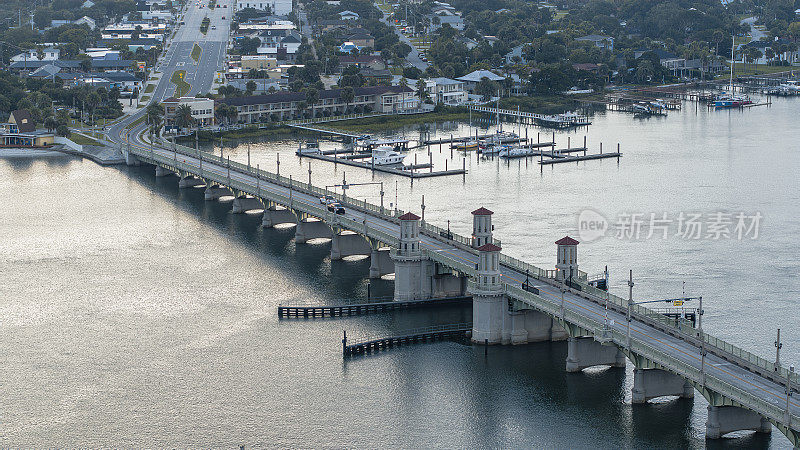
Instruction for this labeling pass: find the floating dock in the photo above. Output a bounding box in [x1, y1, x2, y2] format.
[278, 296, 471, 318]
[298, 151, 465, 178]
[342, 323, 472, 356]
[539, 152, 621, 165]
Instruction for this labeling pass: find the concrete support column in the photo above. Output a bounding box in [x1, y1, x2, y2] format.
[509, 311, 528, 345]
[631, 368, 694, 404]
[706, 405, 772, 439]
[295, 218, 331, 243]
[330, 230, 371, 260]
[565, 336, 625, 372]
[204, 184, 233, 201]
[471, 292, 504, 344]
[155, 165, 173, 177]
[368, 246, 394, 278]
[392, 256, 432, 301]
[262, 206, 295, 227]
[431, 272, 467, 298]
[178, 175, 204, 188]
[124, 150, 140, 166]
[231, 195, 263, 214]
[524, 310, 569, 342]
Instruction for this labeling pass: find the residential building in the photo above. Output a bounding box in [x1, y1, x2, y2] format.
[428, 12, 464, 31]
[425, 77, 466, 105]
[82, 0, 95, 7]
[256, 32, 301, 60]
[338, 41, 362, 54]
[236, 0, 293, 15]
[316, 19, 348, 32]
[74, 16, 97, 30]
[1, 110, 54, 147]
[338, 10, 360, 20]
[575, 34, 614, 51]
[85, 48, 122, 60]
[504, 44, 527, 65]
[11, 47, 60, 63]
[162, 97, 215, 131]
[218, 85, 419, 123]
[337, 55, 386, 72]
[346, 30, 374, 48]
[241, 55, 279, 70]
[456, 70, 506, 92]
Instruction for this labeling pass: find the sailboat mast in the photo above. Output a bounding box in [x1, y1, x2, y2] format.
[730, 34, 734, 91]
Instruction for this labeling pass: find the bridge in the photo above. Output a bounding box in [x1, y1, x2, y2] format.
[118, 133, 798, 448]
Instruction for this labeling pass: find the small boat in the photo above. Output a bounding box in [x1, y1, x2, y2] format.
[370, 145, 405, 165]
[480, 143, 501, 155]
[296, 141, 320, 155]
[499, 145, 535, 158]
[451, 140, 479, 150]
[713, 93, 753, 108]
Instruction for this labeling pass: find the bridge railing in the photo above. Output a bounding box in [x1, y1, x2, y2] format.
[145, 141, 800, 389]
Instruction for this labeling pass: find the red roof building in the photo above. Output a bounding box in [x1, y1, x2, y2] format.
[555, 236, 579, 246]
[471, 207, 494, 216]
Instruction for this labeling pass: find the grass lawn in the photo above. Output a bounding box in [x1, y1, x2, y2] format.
[726, 63, 795, 76]
[125, 115, 147, 129]
[734, 36, 752, 47]
[144, 84, 155, 93]
[68, 133, 102, 146]
[171, 70, 191, 97]
[140, 95, 151, 102]
[191, 43, 202, 63]
[553, 10, 568, 20]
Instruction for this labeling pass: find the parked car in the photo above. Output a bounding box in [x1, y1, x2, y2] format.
[327, 203, 345, 215]
[319, 195, 335, 205]
[211, 25, 216, 29]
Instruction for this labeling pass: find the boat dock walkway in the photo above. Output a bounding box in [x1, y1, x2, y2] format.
[298, 151, 465, 178]
[539, 151, 622, 165]
[278, 296, 471, 318]
[342, 323, 472, 356]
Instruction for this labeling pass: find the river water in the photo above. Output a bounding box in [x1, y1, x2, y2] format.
[1, 95, 797, 448]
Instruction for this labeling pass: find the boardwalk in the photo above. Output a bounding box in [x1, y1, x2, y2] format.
[278, 296, 471, 318]
[343, 323, 472, 356]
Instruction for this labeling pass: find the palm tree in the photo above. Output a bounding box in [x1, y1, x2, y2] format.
[341, 86, 354, 114]
[305, 88, 319, 118]
[174, 104, 195, 133]
[146, 103, 163, 128]
[44, 116, 58, 133]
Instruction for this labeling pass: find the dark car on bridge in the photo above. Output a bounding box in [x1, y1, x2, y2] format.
[327, 203, 345, 215]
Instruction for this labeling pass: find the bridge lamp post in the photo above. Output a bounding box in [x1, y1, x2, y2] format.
[560, 286, 566, 320]
[776, 328, 783, 370]
[379, 182, 384, 215]
[627, 269, 634, 349]
[787, 365, 795, 426]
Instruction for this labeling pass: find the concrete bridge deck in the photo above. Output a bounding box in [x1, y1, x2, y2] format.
[121, 136, 799, 447]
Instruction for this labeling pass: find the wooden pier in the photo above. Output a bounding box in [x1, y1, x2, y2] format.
[539, 151, 621, 165]
[342, 323, 472, 356]
[297, 151, 465, 178]
[278, 296, 471, 318]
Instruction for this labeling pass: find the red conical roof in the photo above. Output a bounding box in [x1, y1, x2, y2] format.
[477, 242, 502, 252]
[471, 207, 494, 215]
[398, 212, 420, 220]
[555, 236, 579, 246]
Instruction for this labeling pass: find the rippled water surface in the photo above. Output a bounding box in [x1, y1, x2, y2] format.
[1, 96, 797, 448]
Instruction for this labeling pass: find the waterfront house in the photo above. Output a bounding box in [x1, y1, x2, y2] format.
[456, 70, 506, 92]
[1, 110, 55, 147]
[424, 77, 467, 105]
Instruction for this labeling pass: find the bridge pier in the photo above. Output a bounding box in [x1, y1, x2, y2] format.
[262, 205, 296, 228]
[204, 184, 233, 201]
[178, 175, 204, 188]
[368, 245, 394, 278]
[470, 241, 504, 344]
[231, 195, 263, 213]
[295, 217, 331, 243]
[706, 405, 771, 439]
[123, 149, 140, 166]
[565, 337, 625, 372]
[503, 309, 569, 344]
[330, 229, 371, 260]
[431, 265, 467, 298]
[631, 368, 694, 403]
[155, 165, 174, 177]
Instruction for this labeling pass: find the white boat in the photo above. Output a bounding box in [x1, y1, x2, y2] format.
[371, 145, 405, 165]
[499, 145, 535, 158]
[296, 141, 321, 155]
[480, 144, 501, 155]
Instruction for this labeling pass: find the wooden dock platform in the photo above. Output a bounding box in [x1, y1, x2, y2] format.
[279, 296, 471, 318]
[298, 152, 465, 178]
[539, 152, 621, 165]
[342, 322, 472, 356]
